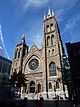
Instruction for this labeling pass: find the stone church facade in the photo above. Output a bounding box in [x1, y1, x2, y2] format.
[11, 9, 67, 95]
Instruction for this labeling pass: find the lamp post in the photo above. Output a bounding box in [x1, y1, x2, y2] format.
[44, 32, 49, 99]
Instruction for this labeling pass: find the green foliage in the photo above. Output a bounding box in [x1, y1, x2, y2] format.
[9, 71, 26, 87]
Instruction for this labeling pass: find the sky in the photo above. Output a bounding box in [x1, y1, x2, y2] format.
[0, 0, 80, 60]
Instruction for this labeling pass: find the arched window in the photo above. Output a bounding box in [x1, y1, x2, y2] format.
[51, 35, 54, 45]
[47, 25, 50, 32]
[0, 62, 2, 72]
[49, 82, 52, 89]
[30, 81, 35, 93]
[48, 50, 50, 56]
[18, 49, 21, 58]
[15, 49, 18, 59]
[56, 81, 59, 89]
[47, 36, 50, 46]
[50, 23, 54, 31]
[49, 62, 56, 76]
[52, 49, 54, 55]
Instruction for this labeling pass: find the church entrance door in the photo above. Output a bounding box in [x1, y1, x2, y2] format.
[30, 81, 35, 93]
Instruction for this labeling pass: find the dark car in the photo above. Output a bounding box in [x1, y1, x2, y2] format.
[8, 97, 25, 107]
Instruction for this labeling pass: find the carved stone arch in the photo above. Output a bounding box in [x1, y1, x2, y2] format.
[28, 79, 37, 93]
[30, 80, 35, 93]
[49, 82, 52, 89]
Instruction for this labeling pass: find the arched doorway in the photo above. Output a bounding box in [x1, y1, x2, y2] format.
[38, 83, 41, 93]
[30, 81, 35, 93]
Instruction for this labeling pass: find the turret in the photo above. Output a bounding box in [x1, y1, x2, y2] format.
[21, 34, 26, 44]
[47, 8, 51, 18]
[44, 8, 55, 21]
[11, 34, 28, 73]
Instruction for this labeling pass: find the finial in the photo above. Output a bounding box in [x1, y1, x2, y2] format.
[47, 8, 51, 18]
[52, 9, 54, 16]
[21, 34, 25, 44]
[44, 13, 46, 20]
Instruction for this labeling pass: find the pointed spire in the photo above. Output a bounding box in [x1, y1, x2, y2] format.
[44, 13, 46, 20]
[21, 34, 25, 44]
[52, 9, 54, 16]
[47, 8, 51, 18]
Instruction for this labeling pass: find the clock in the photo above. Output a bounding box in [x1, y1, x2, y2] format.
[28, 59, 39, 70]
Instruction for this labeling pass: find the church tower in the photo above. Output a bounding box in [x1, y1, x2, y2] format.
[11, 35, 28, 73]
[43, 8, 64, 92]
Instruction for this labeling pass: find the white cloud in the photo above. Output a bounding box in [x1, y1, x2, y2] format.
[33, 34, 43, 48]
[28, 33, 43, 48]
[28, 0, 48, 6]
[54, 0, 78, 23]
[62, 14, 80, 34]
[0, 24, 10, 59]
[12, 0, 48, 11]
[54, 0, 78, 10]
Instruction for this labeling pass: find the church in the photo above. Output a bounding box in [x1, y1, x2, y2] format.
[11, 9, 67, 97]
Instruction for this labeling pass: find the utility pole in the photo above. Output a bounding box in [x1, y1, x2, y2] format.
[44, 32, 49, 99]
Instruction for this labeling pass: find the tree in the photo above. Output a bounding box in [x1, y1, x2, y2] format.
[16, 71, 26, 88]
[9, 72, 17, 87]
[9, 71, 26, 88]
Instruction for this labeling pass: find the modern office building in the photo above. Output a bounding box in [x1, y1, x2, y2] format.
[0, 56, 12, 87]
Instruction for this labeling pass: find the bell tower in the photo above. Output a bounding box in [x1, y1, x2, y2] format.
[43, 8, 63, 66]
[11, 35, 28, 73]
[43, 8, 64, 92]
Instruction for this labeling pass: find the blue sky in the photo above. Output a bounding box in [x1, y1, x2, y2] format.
[0, 0, 80, 60]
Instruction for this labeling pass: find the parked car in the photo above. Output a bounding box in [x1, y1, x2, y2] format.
[8, 97, 25, 107]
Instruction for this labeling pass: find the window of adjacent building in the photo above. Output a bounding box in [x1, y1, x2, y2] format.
[2, 65, 5, 73]
[47, 36, 50, 46]
[3, 64, 7, 73]
[50, 23, 54, 31]
[49, 62, 56, 76]
[4, 65, 7, 73]
[47, 25, 50, 32]
[56, 81, 59, 89]
[2, 77, 7, 81]
[51, 35, 54, 45]
[78, 49, 80, 56]
[49, 82, 52, 89]
[0, 62, 2, 72]
[8, 65, 11, 74]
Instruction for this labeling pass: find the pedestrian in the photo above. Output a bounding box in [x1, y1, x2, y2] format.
[39, 96, 44, 107]
[24, 97, 28, 107]
[55, 95, 59, 107]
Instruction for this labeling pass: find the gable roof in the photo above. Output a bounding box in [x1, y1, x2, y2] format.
[30, 43, 38, 52]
